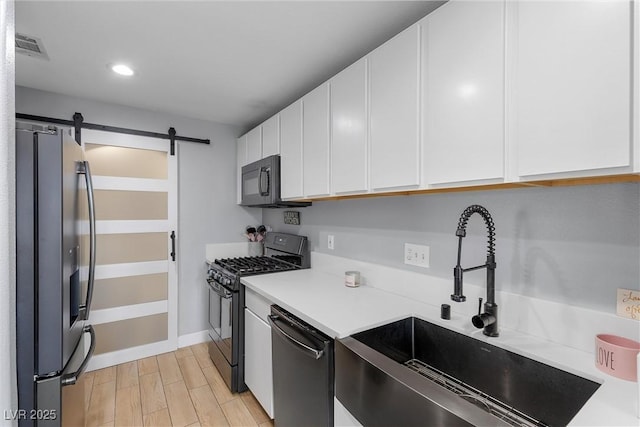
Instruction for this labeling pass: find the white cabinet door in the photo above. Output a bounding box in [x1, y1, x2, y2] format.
[262, 114, 280, 157]
[331, 59, 368, 194]
[369, 25, 420, 190]
[236, 134, 247, 205]
[303, 83, 331, 197]
[510, 0, 631, 178]
[244, 308, 274, 418]
[280, 101, 304, 199]
[423, 0, 505, 186]
[246, 126, 262, 164]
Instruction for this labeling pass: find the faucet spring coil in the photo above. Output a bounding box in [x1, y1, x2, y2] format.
[456, 204, 496, 257]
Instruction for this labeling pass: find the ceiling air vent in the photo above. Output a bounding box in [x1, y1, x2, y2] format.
[15, 33, 49, 60]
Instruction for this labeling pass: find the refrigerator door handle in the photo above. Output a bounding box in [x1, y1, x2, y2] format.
[77, 160, 96, 321]
[61, 325, 96, 386]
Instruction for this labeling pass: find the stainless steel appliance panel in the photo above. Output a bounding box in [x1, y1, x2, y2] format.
[36, 326, 95, 427]
[15, 128, 38, 414]
[206, 276, 245, 392]
[35, 129, 85, 375]
[241, 155, 310, 208]
[269, 305, 334, 427]
[16, 124, 97, 427]
[207, 280, 233, 363]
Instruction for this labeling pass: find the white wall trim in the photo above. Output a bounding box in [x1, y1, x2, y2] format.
[89, 300, 168, 325]
[87, 339, 176, 372]
[92, 176, 168, 192]
[94, 260, 168, 280]
[178, 330, 209, 348]
[0, 1, 17, 422]
[96, 220, 169, 234]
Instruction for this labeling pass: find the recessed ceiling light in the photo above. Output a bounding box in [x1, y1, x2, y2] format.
[110, 63, 134, 76]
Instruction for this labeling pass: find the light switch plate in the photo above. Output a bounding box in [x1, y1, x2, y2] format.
[404, 243, 429, 268]
[328, 235, 335, 250]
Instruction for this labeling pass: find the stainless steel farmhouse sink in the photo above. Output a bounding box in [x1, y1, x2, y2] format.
[335, 317, 601, 427]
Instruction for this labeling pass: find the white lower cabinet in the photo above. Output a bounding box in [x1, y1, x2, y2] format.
[244, 308, 274, 418]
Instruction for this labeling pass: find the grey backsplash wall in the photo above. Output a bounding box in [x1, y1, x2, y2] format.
[263, 183, 640, 313]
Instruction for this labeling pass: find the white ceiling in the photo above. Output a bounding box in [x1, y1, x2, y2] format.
[15, 1, 444, 131]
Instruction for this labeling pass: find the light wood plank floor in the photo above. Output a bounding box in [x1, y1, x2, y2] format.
[85, 343, 273, 427]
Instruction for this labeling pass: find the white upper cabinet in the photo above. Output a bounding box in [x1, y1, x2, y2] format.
[369, 24, 420, 190]
[237, 0, 636, 202]
[509, 0, 632, 178]
[236, 134, 247, 205]
[422, 0, 505, 186]
[280, 100, 304, 200]
[262, 114, 280, 158]
[303, 83, 331, 197]
[246, 126, 262, 164]
[331, 59, 368, 194]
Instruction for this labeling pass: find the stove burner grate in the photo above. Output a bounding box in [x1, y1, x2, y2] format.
[214, 256, 299, 275]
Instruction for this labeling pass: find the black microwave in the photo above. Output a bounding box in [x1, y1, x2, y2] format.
[241, 155, 311, 208]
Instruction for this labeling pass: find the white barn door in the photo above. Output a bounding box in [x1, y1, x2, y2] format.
[82, 129, 178, 370]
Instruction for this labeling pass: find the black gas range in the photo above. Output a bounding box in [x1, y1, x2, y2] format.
[206, 232, 309, 392]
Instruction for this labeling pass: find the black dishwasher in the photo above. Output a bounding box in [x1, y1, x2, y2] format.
[269, 305, 334, 427]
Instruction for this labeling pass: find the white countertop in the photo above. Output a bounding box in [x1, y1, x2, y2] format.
[241, 267, 640, 426]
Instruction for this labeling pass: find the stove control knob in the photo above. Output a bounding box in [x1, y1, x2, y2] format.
[224, 278, 231, 287]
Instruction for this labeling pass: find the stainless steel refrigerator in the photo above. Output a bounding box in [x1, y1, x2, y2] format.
[15, 123, 96, 427]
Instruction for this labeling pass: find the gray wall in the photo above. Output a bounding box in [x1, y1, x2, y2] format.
[1, 1, 17, 423]
[16, 86, 262, 336]
[263, 183, 640, 313]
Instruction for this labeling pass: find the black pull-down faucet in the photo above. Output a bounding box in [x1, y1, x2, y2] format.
[451, 204, 499, 337]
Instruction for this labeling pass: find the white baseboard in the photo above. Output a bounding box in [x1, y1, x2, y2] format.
[178, 330, 209, 348]
[85, 332, 208, 372]
[87, 340, 176, 372]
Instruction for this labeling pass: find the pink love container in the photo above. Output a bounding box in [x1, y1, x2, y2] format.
[595, 334, 640, 382]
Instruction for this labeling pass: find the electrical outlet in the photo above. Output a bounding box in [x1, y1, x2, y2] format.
[404, 243, 430, 268]
[328, 235, 335, 250]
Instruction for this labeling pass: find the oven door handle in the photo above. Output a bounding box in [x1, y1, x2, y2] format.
[269, 315, 324, 360]
[207, 279, 232, 299]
